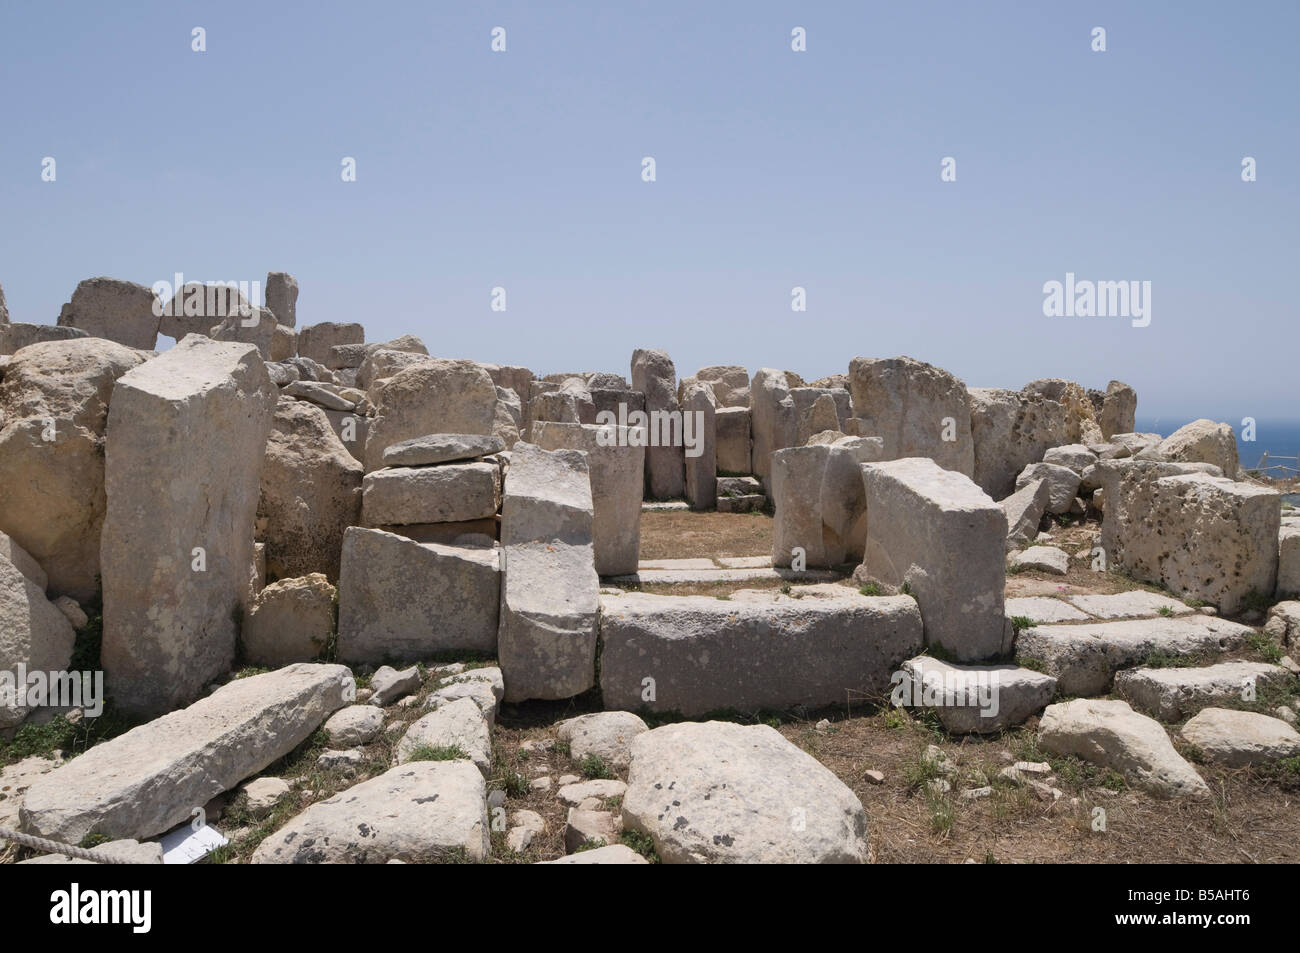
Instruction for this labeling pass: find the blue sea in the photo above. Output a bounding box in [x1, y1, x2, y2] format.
[1136, 417, 1300, 479]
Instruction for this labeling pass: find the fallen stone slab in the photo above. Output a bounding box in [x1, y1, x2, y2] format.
[1179, 707, 1300, 766]
[859, 458, 1009, 662]
[556, 779, 628, 806]
[717, 555, 770, 569]
[1038, 698, 1209, 798]
[599, 591, 921, 715]
[364, 359, 497, 471]
[716, 493, 765, 513]
[251, 761, 488, 863]
[622, 721, 870, 863]
[540, 843, 648, 864]
[367, 664, 421, 706]
[336, 528, 500, 663]
[426, 667, 504, 727]
[1016, 615, 1254, 696]
[555, 711, 648, 769]
[1065, 591, 1195, 619]
[19, 663, 353, 842]
[1002, 478, 1050, 551]
[0, 555, 77, 729]
[396, 697, 492, 773]
[1042, 444, 1099, 473]
[1009, 545, 1069, 575]
[361, 461, 501, 526]
[297, 321, 364, 366]
[382, 433, 505, 467]
[1115, 661, 1293, 721]
[282, 379, 355, 411]
[1004, 596, 1090, 624]
[100, 335, 276, 716]
[1015, 462, 1081, 515]
[0, 322, 89, 355]
[897, 656, 1057, 733]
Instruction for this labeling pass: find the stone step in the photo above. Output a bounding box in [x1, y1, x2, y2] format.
[605, 566, 840, 585]
[1016, 615, 1255, 696]
[1114, 660, 1292, 721]
[716, 493, 765, 513]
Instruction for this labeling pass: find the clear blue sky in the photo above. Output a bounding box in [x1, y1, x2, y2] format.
[2, 1, 1296, 420]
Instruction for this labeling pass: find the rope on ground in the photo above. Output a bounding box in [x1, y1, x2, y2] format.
[0, 825, 125, 863]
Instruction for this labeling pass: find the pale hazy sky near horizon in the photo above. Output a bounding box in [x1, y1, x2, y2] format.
[1, 1, 1296, 421]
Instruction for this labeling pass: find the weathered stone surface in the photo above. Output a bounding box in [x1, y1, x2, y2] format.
[1098, 381, 1137, 439]
[0, 555, 77, 729]
[209, 306, 276, 360]
[337, 528, 500, 663]
[564, 807, 621, 851]
[20, 664, 353, 841]
[382, 433, 504, 467]
[1100, 465, 1278, 614]
[968, 386, 1074, 499]
[599, 591, 921, 715]
[749, 368, 797, 489]
[1038, 698, 1209, 798]
[898, 656, 1057, 733]
[241, 574, 336, 667]
[426, 667, 504, 727]
[0, 324, 88, 355]
[1115, 661, 1292, 721]
[714, 406, 751, 474]
[157, 282, 250, 341]
[1004, 596, 1090, 623]
[859, 458, 1008, 661]
[297, 322, 364, 366]
[101, 336, 276, 716]
[1179, 708, 1300, 766]
[1015, 462, 1081, 515]
[500, 540, 599, 703]
[369, 664, 421, 706]
[361, 462, 501, 527]
[622, 721, 870, 863]
[500, 442, 593, 546]
[1002, 478, 1050, 549]
[283, 380, 354, 411]
[1009, 545, 1069, 575]
[690, 365, 751, 407]
[630, 348, 684, 499]
[1158, 419, 1240, 476]
[1279, 525, 1300, 599]
[356, 347, 436, 394]
[55, 277, 160, 350]
[1016, 615, 1255, 696]
[257, 397, 362, 583]
[365, 360, 498, 471]
[1065, 590, 1194, 619]
[0, 530, 47, 591]
[264, 272, 298, 328]
[1264, 601, 1300, 651]
[850, 356, 974, 476]
[1042, 443, 1099, 473]
[772, 443, 873, 568]
[397, 697, 492, 773]
[0, 339, 146, 599]
[532, 422, 644, 576]
[541, 843, 648, 864]
[241, 776, 290, 819]
[251, 761, 488, 863]
[555, 711, 649, 770]
[0, 755, 63, 832]
[681, 382, 718, 510]
[323, 704, 384, 747]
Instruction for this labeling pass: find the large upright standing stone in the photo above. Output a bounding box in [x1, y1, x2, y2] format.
[848, 356, 974, 477]
[498, 444, 600, 702]
[297, 322, 364, 366]
[772, 438, 880, 568]
[858, 458, 1009, 661]
[749, 368, 797, 491]
[265, 272, 298, 328]
[100, 336, 277, 716]
[1099, 381, 1137, 439]
[681, 382, 717, 511]
[55, 277, 161, 350]
[0, 339, 146, 599]
[532, 422, 644, 575]
[1, 554, 77, 729]
[630, 349, 684, 499]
